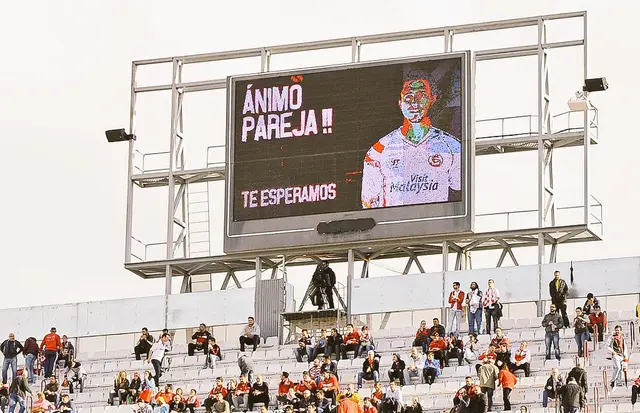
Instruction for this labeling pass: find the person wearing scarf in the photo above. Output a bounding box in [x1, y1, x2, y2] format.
[483, 279, 501, 334]
[607, 325, 629, 388]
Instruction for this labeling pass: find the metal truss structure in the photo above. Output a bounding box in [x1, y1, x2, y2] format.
[123, 11, 603, 307]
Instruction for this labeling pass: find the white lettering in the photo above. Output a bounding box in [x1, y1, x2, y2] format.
[289, 84, 302, 110]
[255, 116, 267, 141]
[280, 112, 292, 138]
[249, 191, 258, 208]
[242, 86, 255, 115]
[267, 114, 279, 140]
[272, 86, 288, 111]
[241, 117, 255, 142]
[304, 109, 318, 136]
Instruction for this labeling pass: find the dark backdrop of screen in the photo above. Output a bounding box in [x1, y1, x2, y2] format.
[231, 57, 462, 222]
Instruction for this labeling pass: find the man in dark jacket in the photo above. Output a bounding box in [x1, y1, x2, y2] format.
[22, 337, 39, 385]
[559, 377, 585, 413]
[549, 270, 570, 328]
[567, 363, 588, 395]
[542, 304, 564, 361]
[357, 350, 380, 389]
[326, 328, 343, 361]
[188, 324, 212, 356]
[8, 371, 32, 413]
[134, 328, 154, 361]
[1, 334, 24, 384]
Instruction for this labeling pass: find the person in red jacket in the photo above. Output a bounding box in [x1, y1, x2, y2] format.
[276, 372, 295, 404]
[428, 332, 447, 369]
[448, 282, 465, 336]
[340, 324, 360, 360]
[319, 370, 339, 405]
[631, 373, 640, 405]
[497, 363, 518, 411]
[40, 327, 61, 379]
[412, 321, 431, 354]
[588, 305, 607, 342]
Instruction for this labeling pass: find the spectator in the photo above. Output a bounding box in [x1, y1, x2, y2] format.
[465, 282, 483, 335]
[381, 380, 403, 413]
[489, 328, 510, 348]
[185, 389, 200, 413]
[8, 370, 31, 413]
[358, 326, 375, 358]
[316, 389, 332, 413]
[171, 393, 186, 413]
[497, 363, 517, 411]
[156, 397, 170, 413]
[483, 279, 501, 334]
[321, 354, 338, 379]
[309, 359, 323, 384]
[31, 392, 53, 413]
[406, 347, 424, 382]
[1, 334, 23, 385]
[43, 376, 58, 404]
[188, 324, 212, 357]
[588, 305, 607, 343]
[298, 389, 315, 412]
[542, 303, 563, 361]
[631, 372, 640, 405]
[412, 321, 431, 354]
[427, 332, 447, 369]
[234, 375, 251, 410]
[573, 307, 591, 357]
[357, 350, 380, 389]
[463, 334, 479, 364]
[362, 397, 378, 413]
[337, 393, 360, 413]
[509, 342, 531, 377]
[247, 376, 269, 410]
[22, 337, 39, 385]
[341, 324, 360, 360]
[447, 333, 464, 367]
[387, 353, 405, 386]
[211, 393, 230, 413]
[342, 383, 362, 405]
[370, 383, 383, 409]
[134, 328, 154, 361]
[59, 336, 74, 366]
[135, 399, 152, 413]
[57, 394, 73, 413]
[567, 362, 588, 395]
[40, 328, 61, 379]
[327, 328, 343, 361]
[109, 371, 129, 405]
[494, 342, 511, 370]
[156, 384, 175, 405]
[429, 318, 446, 343]
[542, 368, 563, 409]
[319, 371, 339, 405]
[296, 329, 315, 363]
[162, 329, 173, 352]
[128, 372, 142, 404]
[296, 371, 317, 398]
[237, 355, 254, 383]
[477, 359, 499, 411]
[312, 329, 329, 361]
[559, 377, 585, 413]
[453, 376, 477, 406]
[477, 345, 498, 371]
[204, 337, 222, 369]
[239, 317, 261, 353]
[66, 360, 86, 395]
[204, 379, 225, 412]
[549, 270, 570, 328]
[281, 389, 299, 411]
[448, 282, 465, 336]
[147, 333, 171, 387]
[582, 293, 600, 315]
[403, 398, 421, 413]
[607, 324, 629, 388]
[422, 352, 441, 385]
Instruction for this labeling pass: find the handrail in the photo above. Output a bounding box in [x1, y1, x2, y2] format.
[602, 369, 609, 399]
[631, 321, 636, 352]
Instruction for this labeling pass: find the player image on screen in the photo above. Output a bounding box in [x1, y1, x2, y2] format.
[361, 70, 462, 209]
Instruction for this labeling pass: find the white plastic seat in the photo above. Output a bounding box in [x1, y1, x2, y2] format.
[428, 382, 445, 393]
[500, 319, 516, 330]
[103, 406, 120, 413]
[90, 408, 105, 413]
[601, 404, 618, 413]
[618, 404, 633, 413]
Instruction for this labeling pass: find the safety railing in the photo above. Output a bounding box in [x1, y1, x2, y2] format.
[603, 369, 609, 399]
[631, 321, 636, 352]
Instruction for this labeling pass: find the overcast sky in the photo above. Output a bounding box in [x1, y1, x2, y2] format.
[0, 0, 637, 310]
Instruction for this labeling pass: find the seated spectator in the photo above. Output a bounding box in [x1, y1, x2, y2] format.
[134, 399, 153, 413]
[234, 376, 251, 409]
[631, 373, 640, 405]
[247, 376, 269, 411]
[582, 293, 600, 315]
[370, 383, 383, 409]
[342, 383, 361, 404]
[357, 350, 380, 389]
[387, 353, 405, 386]
[32, 392, 53, 413]
[463, 333, 479, 364]
[109, 371, 129, 405]
[59, 336, 74, 367]
[298, 389, 315, 412]
[312, 329, 329, 361]
[607, 324, 629, 388]
[321, 354, 338, 380]
[211, 393, 230, 413]
[477, 360, 499, 411]
[340, 324, 360, 360]
[362, 397, 377, 413]
[542, 368, 563, 409]
[309, 359, 323, 384]
[427, 332, 447, 369]
[573, 307, 591, 357]
[315, 390, 332, 413]
[412, 320, 431, 354]
[358, 326, 375, 358]
[134, 328, 154, 361]
[327, 328, 343, 361]
[223, 381, 236, 408]
[318, 370, 339, 405]
[203, 378, 226, 412]
[43, 376, 59, 404]
[497, 363, 517, 411]
[588, 305, 607, 342]
[380, 380, 403, 413]
[509, 342, 531, 377]
[296, 371, 317, 398]
[429, 319, 446, 344]
[156, 384, 175, 405]
[239, 317, 261, 353]
[495, 342, 511, 369]
[453, 377, 477, 406]
[156, 397, 170, 413]
[489, 328, 510, 348]
[56, 394, 73, 413]
[238, 355, 254, 383]
[171, 389, 186, 413]
[422, 352, 441, 385]
[185, 389, 200, 413]
[406, 347, 424, 382]
[280, 389, 299, 409]
[296, 329, 315, 363]
[477, 345, 497, 371]
[542, 303, 563, 361]
[139, 371, 156, 403]
[189, 324, 212, 357]
[127, 372, 141, 404]
[277, 372, 296, 403]
[64, 359, 87, 394]
[446, 333, 464, 367]
[404, 397, 422, 413]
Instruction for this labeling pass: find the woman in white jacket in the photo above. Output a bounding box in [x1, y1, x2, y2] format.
[463, 333, 479, 364]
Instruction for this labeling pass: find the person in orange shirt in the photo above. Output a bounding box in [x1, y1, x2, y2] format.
[363, 397, 377, 413]
[234, 375, 251, 410]
[338, 394, 363, 413]
[428, 332, 447, 370]
[319, 370, 339, 405]
[340, 324, 360, 360]
[277, 372, 295, 403]
[156, 384, 175, 405]
[497, 363, 518, 411]
[40, 327, 61, 378]
[295, 371, 317, 398]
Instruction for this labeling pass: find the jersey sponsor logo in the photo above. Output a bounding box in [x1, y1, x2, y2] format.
[389, 174, 440, 194]
[428, 153, 443, 167]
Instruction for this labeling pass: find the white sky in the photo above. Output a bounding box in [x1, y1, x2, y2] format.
[0, 0, 638, 310]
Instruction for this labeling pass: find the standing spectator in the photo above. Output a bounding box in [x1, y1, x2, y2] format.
[567, 362, 588, 395]
[340, 324, 360, 360]
[465, 282, 483, 335]
[483, 279, 501, 334]
[40, 328, 61, 379]
[559, 377, 585, 413]
[422, 352, 441, 385]
[477, 360, 499, 411]
[549, 270, 570, 328]
[1, 334, 23, 384]
[463, 334, 479, 364]
[542, 304, 563, 361]
[296, 330, 315, 363]
[542, 368, 563, 409]
[446, 333, 464, 367]
[582, 293, 600, 315]
[358, 326, 375, 358]
[239, 317, 261, 353]
[59, 336, 74, 367]
[321, 261, 336, 310]
[405, 348, 424, 382]
[380, 380, 403, 413]
[587, 305, 607, 343]
[147, 334, 170, 387]
[573, 307, 591, 357]
[237, 355, 255, 383]
[509, 342, 531, 377]
[327, 328, 343, 361]
[188, 324, 212, 357]
[448, 282, 465, 336]
[497, 364, 517, 411]
[134, 328, 154, 361]
[607, 325, 629, 388]
[8, 370, 31, 413]
[631, 373, 640, 405]
[387, 354, 405, 386]
[357, 350, 380, 389]
[312, 329, 329, 361]
[22, 337, 39, 385]
[412, 321, 431, 354]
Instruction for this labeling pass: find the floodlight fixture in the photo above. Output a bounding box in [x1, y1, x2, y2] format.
[105, 128, 136, 143]
[567, 91, 592, 112]
[583, 77, 608, 93]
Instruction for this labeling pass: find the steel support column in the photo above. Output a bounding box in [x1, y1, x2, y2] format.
[347, 249, 354, 323]
[125, 62, 137, 264]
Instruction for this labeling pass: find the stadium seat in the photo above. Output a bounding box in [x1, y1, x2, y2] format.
[618, 404, 633, 413]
